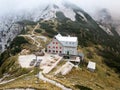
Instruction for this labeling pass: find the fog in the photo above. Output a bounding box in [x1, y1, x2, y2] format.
[0, 0, 120, 19]
[71, 0, 120, 20]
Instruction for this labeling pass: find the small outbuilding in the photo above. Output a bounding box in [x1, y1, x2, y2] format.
[87, 61, 96, 72]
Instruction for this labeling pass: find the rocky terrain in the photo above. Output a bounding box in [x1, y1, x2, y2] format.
[0, 1, 120, 90]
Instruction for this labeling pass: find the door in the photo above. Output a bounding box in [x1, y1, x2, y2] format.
[67, 51, 69, 55]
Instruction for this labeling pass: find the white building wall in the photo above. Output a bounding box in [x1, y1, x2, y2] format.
[47, 36, 78, 55]
[47, 38, 63, 54]
[63, 47, 77, 55]
[61, 41, 78, 47]
[61, 40, 78, 55]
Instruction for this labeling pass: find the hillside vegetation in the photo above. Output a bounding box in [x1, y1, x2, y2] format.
[39, 16, 120, 74]
[0, 9, 120, 89]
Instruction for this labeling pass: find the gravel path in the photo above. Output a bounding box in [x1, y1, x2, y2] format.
[0, 74, 28, 85]
[39, 72, 72, 90]
[19, 23, 41, 48]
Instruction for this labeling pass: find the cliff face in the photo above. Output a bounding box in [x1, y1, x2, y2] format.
[0, 23, 22, 53]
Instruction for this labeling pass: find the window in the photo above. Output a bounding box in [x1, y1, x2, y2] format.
[56, 42, 58, 44]
[49, 46, 50, 48]
[53, 46, 55, 48]
[72, 42, 74, 44]
[53, 42, 55, 44]
[60, 47, 62, 49]
[49, 50, 51, 52]
[53, 50, 55, 53]
[59, 51, 62, 53]
[56, 51, 58, 53]
[56, 47, 58, 49]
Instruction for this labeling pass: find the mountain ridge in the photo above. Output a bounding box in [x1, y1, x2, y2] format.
[94, 8, 120, 35]
[0, 2, 120, 90]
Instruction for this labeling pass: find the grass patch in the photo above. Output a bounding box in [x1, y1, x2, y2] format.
[49, 60, 66, 75]
[0, 72, 61, 90]
[0, 56, 31, 80]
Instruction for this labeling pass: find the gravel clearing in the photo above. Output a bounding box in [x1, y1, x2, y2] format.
[18, 54, 62, 74]
[18, 54, 36, 68]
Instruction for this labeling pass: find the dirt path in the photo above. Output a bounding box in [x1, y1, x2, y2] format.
[19, 23, 41, 47]
[0, 74, 28, 85]
[39, 72, 72, 90]
[32, 23, 40, 35]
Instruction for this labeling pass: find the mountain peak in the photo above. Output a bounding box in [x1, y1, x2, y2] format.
[38, 2, 77, 21]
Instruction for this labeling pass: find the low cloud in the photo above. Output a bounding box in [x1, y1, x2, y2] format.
[69, 0, 120, 19]
[0, 0, 120, 19]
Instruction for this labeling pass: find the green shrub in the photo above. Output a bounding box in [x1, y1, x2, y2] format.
[35, 29, 42, 33]
[75, 84, 92, 90]
[0, 56, 17, 77]
[40, 22, 57, 37]
[10, 36, 29, 55]
[0, 50, 10, 66]
[17, 20, 36, 25]
[99, 49, 120, 73]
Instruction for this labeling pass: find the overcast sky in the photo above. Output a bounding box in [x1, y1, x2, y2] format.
[0, 0, 120, 19]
